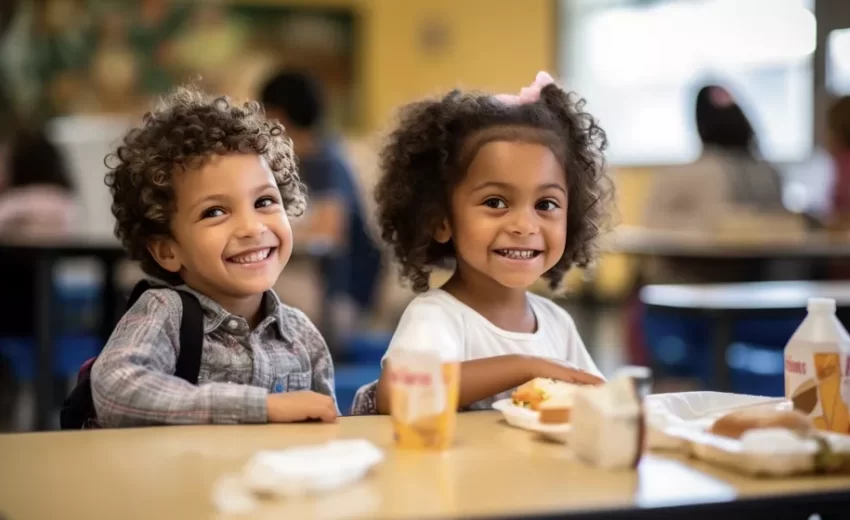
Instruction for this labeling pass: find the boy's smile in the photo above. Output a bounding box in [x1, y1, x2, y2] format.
[150, 153, 292, 318]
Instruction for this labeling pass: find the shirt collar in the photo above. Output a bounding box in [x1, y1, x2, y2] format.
[157, 281, 290, 342]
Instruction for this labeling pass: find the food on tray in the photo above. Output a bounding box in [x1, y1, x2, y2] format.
[538, 394, 573, 424]
[814, 436, 850, 474]
[511, 378, 579, 411]
[709, 408, 813, 439]
[569, 375, 644, 470]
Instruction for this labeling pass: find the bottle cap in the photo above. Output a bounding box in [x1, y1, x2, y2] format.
[807, 297, 836, 314]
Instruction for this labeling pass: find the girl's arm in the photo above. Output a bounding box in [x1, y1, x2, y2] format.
[374, 354, 603, 414]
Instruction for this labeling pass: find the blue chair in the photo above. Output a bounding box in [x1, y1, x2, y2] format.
[0, 281, 102, 383]
[726, 342, 785, 397]
[643, 312, 714, 386]
[339, 331, 392, 365]
[0, 335, 102, 382]
[643, 310, 799, 395]
[335, 364, 382, 415]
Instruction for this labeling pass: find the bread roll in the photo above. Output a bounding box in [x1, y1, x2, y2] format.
[709, 408, 813, 439]
[512, 378, 578, 411]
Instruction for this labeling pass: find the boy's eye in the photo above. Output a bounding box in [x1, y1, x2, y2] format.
[256, 196, 278, 208]
[483, 198, 507, 209]
[201, 207, 225, 219]
[536, 199, 560, 211]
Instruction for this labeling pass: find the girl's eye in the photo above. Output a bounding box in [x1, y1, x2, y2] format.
[483, 198, 507, 209]
[256, 196, 278, 208]
[536, 199, 560, 211]
[201, 207, 225, 219]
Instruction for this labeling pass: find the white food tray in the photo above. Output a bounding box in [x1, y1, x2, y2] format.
[645, 391, 850, 477]
[492, 398, 571, 443]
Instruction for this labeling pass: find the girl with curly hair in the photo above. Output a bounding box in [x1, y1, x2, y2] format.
[353, 72, 613, 415]
[89, 87, 338, 427]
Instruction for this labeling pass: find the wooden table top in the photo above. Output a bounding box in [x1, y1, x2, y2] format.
[1, 412, 848, 520]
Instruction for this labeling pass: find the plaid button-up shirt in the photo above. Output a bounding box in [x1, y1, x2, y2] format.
[91, 283, 336, 427]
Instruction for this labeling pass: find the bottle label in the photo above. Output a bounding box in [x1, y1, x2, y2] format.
[785, 345, 850, 434]
[389, 350, 446, 424]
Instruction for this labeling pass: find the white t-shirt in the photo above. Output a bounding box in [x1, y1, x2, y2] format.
[383, 289, 602, 408]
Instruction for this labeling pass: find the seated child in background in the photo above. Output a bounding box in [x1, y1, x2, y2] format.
[352, 72, 612, 415]
[90, 87, 338, 427]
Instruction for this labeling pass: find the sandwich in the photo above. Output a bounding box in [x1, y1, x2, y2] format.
[709, 408, 814, 439]
[538, 393, 575, 424]
[512, 378, 579, 416]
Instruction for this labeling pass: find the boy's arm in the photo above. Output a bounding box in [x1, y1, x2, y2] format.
[90, 290, 268, 427]
[375, 355, 604, 414]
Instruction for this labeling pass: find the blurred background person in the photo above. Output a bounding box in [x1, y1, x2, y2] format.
[628, 85, 802, 388]
[0, 121, 77, 430]
[643, 85, 787, 239]
[260, 70, 382, 347]
[640, 84, 798, 284]
[825, 96, 850, 228]
[0, 129, 77, 235]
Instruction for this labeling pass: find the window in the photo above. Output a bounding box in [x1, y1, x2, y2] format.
[558, 0, 816, 165]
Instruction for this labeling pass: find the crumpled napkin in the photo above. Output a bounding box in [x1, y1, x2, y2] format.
[212, 439, 384, 514]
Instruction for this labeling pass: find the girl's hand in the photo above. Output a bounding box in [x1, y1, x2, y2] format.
[526, 357, 605, 386]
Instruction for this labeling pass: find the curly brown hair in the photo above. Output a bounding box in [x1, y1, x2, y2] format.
[104, 86, 305, 284]
[375, 84, 613, 293]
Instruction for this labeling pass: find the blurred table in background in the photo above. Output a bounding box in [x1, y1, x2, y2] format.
[640, 281, 850, 392]
[0, 233, 126, 431]
[610, 226, 850, 259]
[1, 411, 849, 520]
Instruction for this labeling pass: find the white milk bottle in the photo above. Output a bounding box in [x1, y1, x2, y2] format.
[386, 319, 460, 450]
[784, 297, 850, 433]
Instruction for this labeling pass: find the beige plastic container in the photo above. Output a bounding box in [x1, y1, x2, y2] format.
[785, 297, 850, 434]
[386, 321, 460, 450]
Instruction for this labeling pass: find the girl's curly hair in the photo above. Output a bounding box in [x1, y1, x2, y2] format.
[375, 84, 613, 293]
[104, 86, 305, 284]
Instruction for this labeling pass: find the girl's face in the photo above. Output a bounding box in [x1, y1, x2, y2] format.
[437, 140, 568, 291]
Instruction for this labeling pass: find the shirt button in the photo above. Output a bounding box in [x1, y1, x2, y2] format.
[228, 319, 239, 330]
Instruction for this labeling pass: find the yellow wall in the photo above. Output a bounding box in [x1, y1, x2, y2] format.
[364, 0, 555, 129]
[270, 0, 645, 299]
[270, 0, 555, 130]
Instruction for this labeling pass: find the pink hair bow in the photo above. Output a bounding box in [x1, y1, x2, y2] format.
[493, 71, 556, 105]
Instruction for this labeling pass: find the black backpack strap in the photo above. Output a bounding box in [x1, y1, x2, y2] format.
[174, 290, 204, 385]
[127, 280, 154, 308]
[127, 280, 204, 385]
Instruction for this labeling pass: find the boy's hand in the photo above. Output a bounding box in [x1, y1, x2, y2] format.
[527, 357, 605, 386]
[266, 391, 338, 423]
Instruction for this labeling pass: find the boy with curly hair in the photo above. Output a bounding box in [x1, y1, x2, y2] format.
[90, 87, 338, 427]
[352, 72, 611, 415]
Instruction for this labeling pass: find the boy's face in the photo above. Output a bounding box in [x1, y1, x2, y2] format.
[438, 141, 568, 291]
[151, 154, 293, 303]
